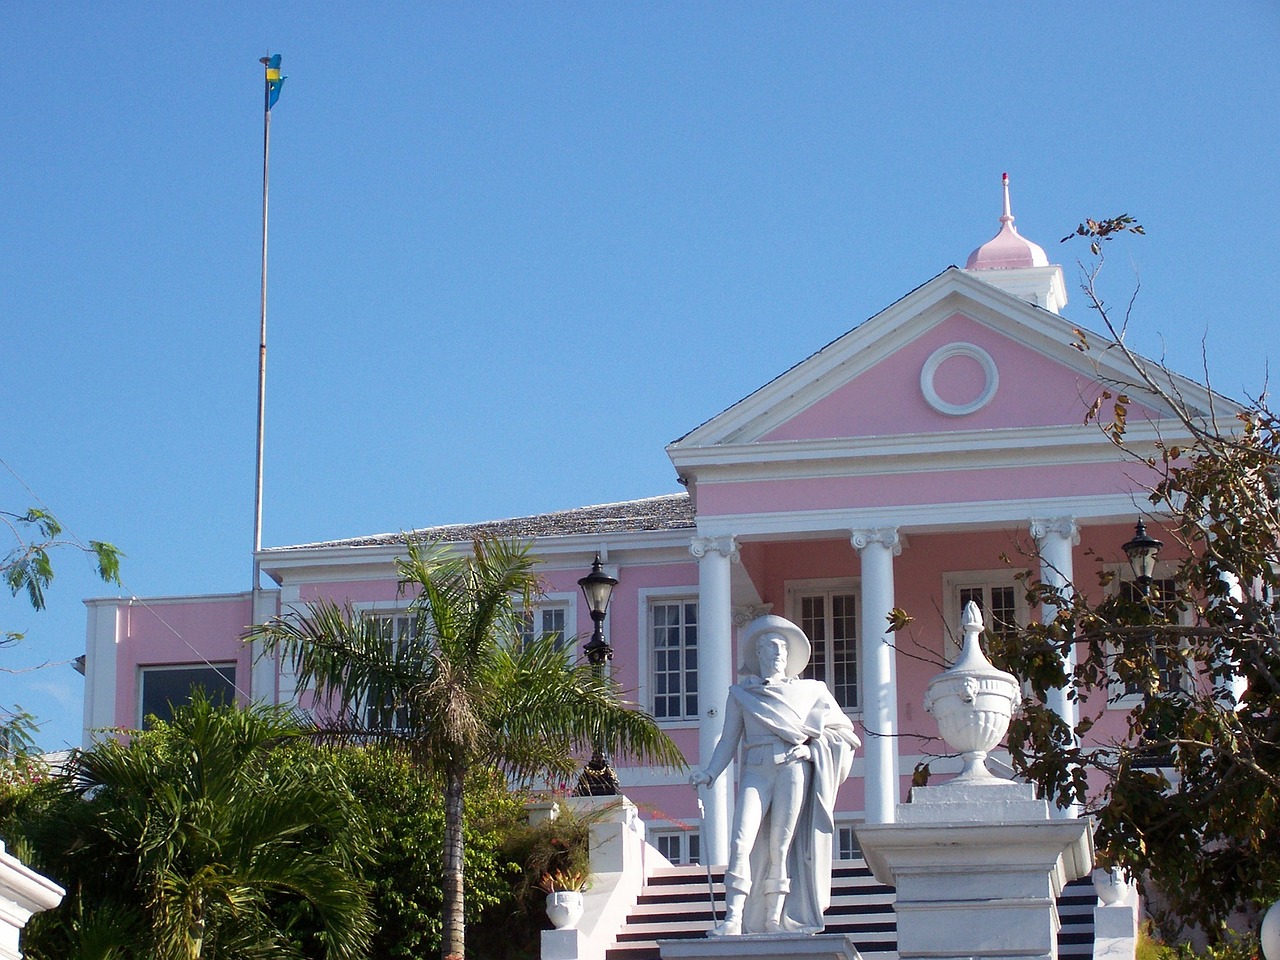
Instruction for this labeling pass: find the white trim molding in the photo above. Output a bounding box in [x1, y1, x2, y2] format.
[696, 493, 1145, 541]
[920, 341, 999, 416]
[0, 840, 64, 959]
[635, 585, 701, 725]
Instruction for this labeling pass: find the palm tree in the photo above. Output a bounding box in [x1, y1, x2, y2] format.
[16, 696, 373, 960]
[249, 537, 685, 960]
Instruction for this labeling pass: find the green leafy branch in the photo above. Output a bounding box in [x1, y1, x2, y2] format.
[2, 508, 122, 628]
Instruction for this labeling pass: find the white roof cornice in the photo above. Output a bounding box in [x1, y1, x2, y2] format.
[670, 420, 1189, 480]
[257, 528, 698, 586]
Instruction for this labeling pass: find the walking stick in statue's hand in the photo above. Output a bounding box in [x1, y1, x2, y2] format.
[695, 788, 719, 924]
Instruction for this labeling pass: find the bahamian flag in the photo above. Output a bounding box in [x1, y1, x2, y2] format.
[264, 54, 285, 110]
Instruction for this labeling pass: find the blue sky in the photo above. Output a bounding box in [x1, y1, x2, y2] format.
[5, 3, 1279, 750]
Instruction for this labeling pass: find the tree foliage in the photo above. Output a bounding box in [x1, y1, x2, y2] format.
[248, 537, 686, 960]
[2, 506, 121, 627]
[2, 696, 373, 960]
[968, 222, 1280, 940]
[1, 503, 122, 757]
[323, 747, 531, 959]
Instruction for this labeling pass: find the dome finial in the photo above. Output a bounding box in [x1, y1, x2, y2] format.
[965, 172, 1049, 271]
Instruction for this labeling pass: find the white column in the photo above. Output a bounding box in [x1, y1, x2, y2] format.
[691, 534, 738, 865]
[82, 600, 122, 748]
[276, 585, 304, 709]
[1215, 571, 1249, 709]
[1030, 517, 1079, 819]
[852, 527, 902, 825]
[250, 588, 281, 705]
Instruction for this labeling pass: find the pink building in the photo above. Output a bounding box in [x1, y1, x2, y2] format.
[82, 181, 1213, 866]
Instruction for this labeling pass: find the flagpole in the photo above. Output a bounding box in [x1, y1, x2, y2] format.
[253, 55, 278, 593]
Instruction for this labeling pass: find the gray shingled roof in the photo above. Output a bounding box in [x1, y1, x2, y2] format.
[267, 492, 695, 551]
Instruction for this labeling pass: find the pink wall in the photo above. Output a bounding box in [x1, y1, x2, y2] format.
[108, 519, 1175, 818]
[730, 521, 1168, 807]
[288, 561, 707, 817]
[761, 312, 1163, 442]
[114, 596, 254, 728]
[299, 579, 405, 604]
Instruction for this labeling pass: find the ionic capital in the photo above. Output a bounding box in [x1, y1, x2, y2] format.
[690, 535, 739, 562]
[1029, 516, 1080, 546]
[732, 603, 774, 627]
[850, 527, 903, 556]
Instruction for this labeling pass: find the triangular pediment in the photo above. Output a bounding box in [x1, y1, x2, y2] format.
[669, 268, 1222, 460]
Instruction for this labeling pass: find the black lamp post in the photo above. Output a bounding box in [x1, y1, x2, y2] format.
[575, 554, 621, 797]
[1122, 519, 1164, 594]
[1121, 519, 1169, 767]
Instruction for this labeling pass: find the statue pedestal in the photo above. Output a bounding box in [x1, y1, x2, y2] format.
[659, 933, 862, 960]
[856, 782, 1093, 960]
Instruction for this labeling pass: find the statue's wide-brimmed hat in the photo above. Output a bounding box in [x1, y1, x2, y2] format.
[739, 615, 812, 678]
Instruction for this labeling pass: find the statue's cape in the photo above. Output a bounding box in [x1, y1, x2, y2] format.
[732, 678, 861, 934]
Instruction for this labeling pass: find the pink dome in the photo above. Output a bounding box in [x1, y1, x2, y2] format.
[965, 173, 1050, 271]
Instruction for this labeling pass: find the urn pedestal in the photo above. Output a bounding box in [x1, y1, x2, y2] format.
[659, 933, 862, 960]
[856, 603, 1094, 960]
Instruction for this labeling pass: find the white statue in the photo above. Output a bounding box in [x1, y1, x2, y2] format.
[690, 615, 860, 936]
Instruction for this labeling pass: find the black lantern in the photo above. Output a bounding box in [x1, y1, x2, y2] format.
[1122, 519, 1163, 587]
[579, 554, 618, 666]
[575, 554, 621, 796]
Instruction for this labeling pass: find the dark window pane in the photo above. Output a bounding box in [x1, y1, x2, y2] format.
[141, 666, 236, 727]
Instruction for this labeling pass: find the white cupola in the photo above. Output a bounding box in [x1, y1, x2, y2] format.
[964, 173, 1068, 314]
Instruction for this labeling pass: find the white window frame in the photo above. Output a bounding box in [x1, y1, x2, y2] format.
[138, 662, 238, 727]
[1104, 563, 1191, 710]
[637, 586, 700, 728]
[785, 577, 861, 715]
[835, 817, 864, 862]
[348, 604, 422, 732]
[650, 825, 701, 865]
[942, 569, 1033, 664]
[519, 591, 578, 653]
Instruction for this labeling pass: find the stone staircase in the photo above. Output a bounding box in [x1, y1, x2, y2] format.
[603, 859, 1097, 960]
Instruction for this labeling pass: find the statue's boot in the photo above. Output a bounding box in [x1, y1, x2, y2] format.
[762, 874, 791, 933]
[708, 879, 748, 937]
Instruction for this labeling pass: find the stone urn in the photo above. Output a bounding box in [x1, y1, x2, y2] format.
[1091, 865, 1132, 905]
[924, 601, 1021, 782]
[546, 890, 585, 930]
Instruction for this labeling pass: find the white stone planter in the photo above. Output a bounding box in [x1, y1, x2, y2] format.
[546, 890, 585, 930]
[924, 601, 1020, 782]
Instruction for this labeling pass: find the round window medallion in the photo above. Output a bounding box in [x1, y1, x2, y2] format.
[920, 342, 998, 416]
